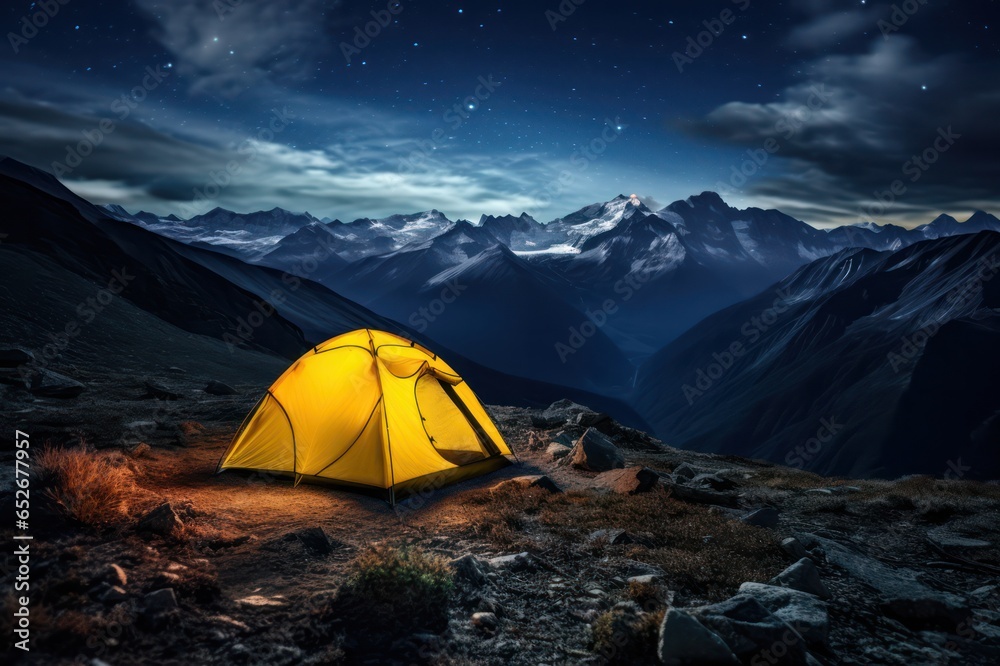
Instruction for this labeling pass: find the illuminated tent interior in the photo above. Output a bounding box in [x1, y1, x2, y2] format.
[217, 329, 513, 503]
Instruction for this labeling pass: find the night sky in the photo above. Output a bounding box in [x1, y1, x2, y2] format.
[1, 0, 997, 226]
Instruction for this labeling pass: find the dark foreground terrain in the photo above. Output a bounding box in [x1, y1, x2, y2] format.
[1, 355, 999, 665]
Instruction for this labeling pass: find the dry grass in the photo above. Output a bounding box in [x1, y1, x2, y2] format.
[591, 606, 664, 664]
[467, 485, 784, 600]
[34, 444, 139, 528]
[334, 544, 455, 632]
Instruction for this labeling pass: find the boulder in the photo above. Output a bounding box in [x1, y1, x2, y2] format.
[138, 503, 184, 536]
[738, 582, 829, 647]
[25, 369, 85, 398]
[488, 552, 535, 572]
[770, 558, 832, 600]
[672, 462, 707, 480]
[491, 475, 561, 494]
[144, 588, 178, 612]
[927, 527, 991, 550]
[780, 537, 810, 562]
[530, 399, 591, 428]
[592, 466, 658, 495]
[570, 428, 625, 472]
[449, 554, 489, 587]
[740, 507, 780, 529]
[803, 533, 971, 630]
[546, 443, 572, 460]
[660, 474, 740, 508]
[0, 347, 34, 368]
[658, 608, 739, 666]
[471, 611, 498, 631]
[204, 380, 238, 396]
[690, 595, 812, 665]
[574, 410, 611, 427]
[691, 473, 738, 492]
[142, 381, 183, 400]
[588, 528, 644, 546]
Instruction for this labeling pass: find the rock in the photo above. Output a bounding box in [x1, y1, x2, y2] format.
[491, 475, 561, 494]
[880, 596, 973, 631]
[204, 380, 238, 396]
[574, 410, 611, 427]
[289, 526, 334, 555]
[570, 428, 625, 472]
[738, 583, 829, 647]
[672, 462, 707, 480]
[471, 611, 499, 633]
[971, 585, 997, 599]
[24, 368, 85, 398]
[690, 595, 812, 665]
[143, 588, 178, 613]
[488, 552, 535, 572]
[927, 527, 992, 549]
[138, 503, 184, 536]
[100, 585, 128, 604]
[658, 608, 739, 666]
[546, 442, 572, 459]
[531, 399, 591, 428]
[449, 554, 488, 587]
[588, 528, 641, 546]
[623, 560, 667, 579]
[660, 474, 740, 507]
[691, 473, 738, 492]
[627, 574, 663, 585]
[106, 564, 128, 587]
[550, 431, 575, 447]
[592, 466, 658, 495]
[803, 533, 971, 630]
[142, 381, 183, 400]
[780, 537, 810, 562]
[740, 507, 780, 529]
[770, 558, 832, 600]
[0, 347, 34, 367]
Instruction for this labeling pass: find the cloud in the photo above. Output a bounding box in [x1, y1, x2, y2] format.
[787, 9, 879, 50]
[0, 83, 567, 222]
[134, 0, 336, 96]
[681, 37, 1000, 225]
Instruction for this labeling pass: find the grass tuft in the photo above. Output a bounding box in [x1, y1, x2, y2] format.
[34, 444, 138, 528]
[335, 544, 455, 632]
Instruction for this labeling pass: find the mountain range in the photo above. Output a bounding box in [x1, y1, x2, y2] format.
[4, 155, 998, 478]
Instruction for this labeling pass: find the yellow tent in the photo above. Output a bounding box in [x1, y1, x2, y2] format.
[217, 329, 513, 503]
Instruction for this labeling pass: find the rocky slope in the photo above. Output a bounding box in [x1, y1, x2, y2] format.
[2, 386, 998, 665]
